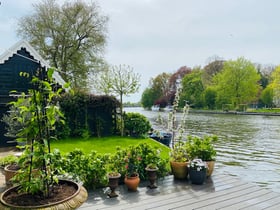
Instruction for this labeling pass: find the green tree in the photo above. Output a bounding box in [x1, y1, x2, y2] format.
[151, 73, 171, 106]
[181, 68, 204, 108]
[141, 88, 155, 109]
[94, 64, 140, 136]
[260, 86, 274, 108]
[204, 87, 217, 109]
[213, 57, 261, 109]
[17, 0, 108, 89]
[202, 59, 224, 87]
[269, 65, 280, 107]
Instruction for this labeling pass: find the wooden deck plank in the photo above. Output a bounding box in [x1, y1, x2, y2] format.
[78, 173, 280, 210]
[80, 174, 229, 210]
[197, 189, 273, 210]
[150, 183, 257, 210]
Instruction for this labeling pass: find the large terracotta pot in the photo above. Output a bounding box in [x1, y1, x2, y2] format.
[124, 173, 140, 191]
[170, 161, 188, 179]
[205, 160, 215, 177]
[0, 180, 88, 210]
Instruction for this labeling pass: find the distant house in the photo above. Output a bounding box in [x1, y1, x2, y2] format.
[0, 40, 65, 147]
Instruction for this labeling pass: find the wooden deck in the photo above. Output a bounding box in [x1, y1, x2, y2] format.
[79, 173, 280, 210]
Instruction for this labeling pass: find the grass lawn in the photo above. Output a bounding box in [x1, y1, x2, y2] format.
[51, 136, 171, 160]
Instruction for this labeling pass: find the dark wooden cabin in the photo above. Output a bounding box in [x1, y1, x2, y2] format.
[0, 40, 65, 147]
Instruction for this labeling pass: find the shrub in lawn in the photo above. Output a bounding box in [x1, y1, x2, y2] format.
[123, 112, 151, 137]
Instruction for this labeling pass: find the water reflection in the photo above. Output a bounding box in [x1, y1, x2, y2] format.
[124, 107, 280, 193]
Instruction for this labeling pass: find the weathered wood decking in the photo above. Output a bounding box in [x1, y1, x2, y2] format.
[79, 173, 280, 210]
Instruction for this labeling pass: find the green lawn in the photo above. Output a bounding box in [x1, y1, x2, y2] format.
[51, 136, 170, 160]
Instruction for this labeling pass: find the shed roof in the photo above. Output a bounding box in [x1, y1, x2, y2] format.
[0, 40, 65, 86]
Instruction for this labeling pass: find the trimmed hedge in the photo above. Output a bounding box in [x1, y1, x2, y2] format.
[57, 91, 120, 138]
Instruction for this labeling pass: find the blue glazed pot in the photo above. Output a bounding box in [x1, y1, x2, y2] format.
[189, 168, 207, 185]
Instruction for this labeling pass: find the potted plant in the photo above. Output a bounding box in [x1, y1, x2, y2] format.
[124, 147, 141, 191]
[0, 155, 20, 186]
[0, 68, 88, 209]
[169, 141, 189, 179]
[145, 163, 159, 189]
[188, 159, 207, 185]
[107, 171, 121, 198]
[186, 135, 217, 177]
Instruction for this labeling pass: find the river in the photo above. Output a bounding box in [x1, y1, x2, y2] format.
[124, 107, 280, 193]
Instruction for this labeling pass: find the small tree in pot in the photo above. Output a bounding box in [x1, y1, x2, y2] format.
[0, 68, 88, 209]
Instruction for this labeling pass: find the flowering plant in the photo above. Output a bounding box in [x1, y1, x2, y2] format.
[124, 147, 142, 177]
[188, 159, 207, 172]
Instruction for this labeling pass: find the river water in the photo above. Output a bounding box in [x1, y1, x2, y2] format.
[125, 107, 280, 193]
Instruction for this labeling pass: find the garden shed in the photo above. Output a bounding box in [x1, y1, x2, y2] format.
[0, 40, 65, 147]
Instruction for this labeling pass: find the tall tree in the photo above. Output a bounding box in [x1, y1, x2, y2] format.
[168, 66, 192, 105]
[181, 67, 204, 108]
[213, 57, 261, 108]
[17, 0, 108, 89]
[202, 60, 224, 87]
[268, 65, 280, 107]
[95, 64, 140, 136]
[151, 73, 171, 106]
[141, 88, 155, 109]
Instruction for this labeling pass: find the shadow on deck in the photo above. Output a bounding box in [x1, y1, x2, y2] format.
[80, 173, 280, 210]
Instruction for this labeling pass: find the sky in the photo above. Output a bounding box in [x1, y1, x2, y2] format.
[1, 0, 280, 102]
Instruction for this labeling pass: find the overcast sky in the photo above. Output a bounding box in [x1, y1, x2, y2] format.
[1, 0, 280, 102]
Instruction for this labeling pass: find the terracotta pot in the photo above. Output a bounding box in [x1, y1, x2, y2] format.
[145, 167, 158, 189]
[205, 160, 215, 177]
[107, 173, 121, 198]
[170, 161, 188, 179]
[124, 173, 140, 191]
[4, 165, 19, 186]
[0, 180, 88, 210]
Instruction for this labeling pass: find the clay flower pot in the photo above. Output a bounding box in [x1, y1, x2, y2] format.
[124, 173, 140, 191]
[170, 161, 188, 179]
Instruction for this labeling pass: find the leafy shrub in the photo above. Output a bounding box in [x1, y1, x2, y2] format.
[110, 143, 169, 180]
[185, 135, 217, 161]
[61, 149, 108, 189]
[58, 92, 120, 137]
[123, 112, 151, 137]
[0, 155, 19, 169]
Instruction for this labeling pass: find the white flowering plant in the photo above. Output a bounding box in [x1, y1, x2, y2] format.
[188, 159, 208, 172]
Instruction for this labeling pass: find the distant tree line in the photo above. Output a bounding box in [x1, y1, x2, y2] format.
[141, 57, 277, 110]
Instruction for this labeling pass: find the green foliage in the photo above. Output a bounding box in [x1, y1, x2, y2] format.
[1, 96, 31, 141]
[110, 143, 169, 181]
[17, 0, 108, 89]
[123, 112, 151, 137]
[185, 135, 217, 161]
[213, 57, 261, 108]
[181, 68, 205, 108]
[268, 65, 280, 107]
[12, 68, 66, 196]
[204, 87, 217, 110]
[61, 149, 108, 189]
[261, 86, 274, 108]
[141, 88, 155, 109]
[94, 64, 141, 136]
[58, 91, 120, 137]
[0, 155, 19, 168]
[170, 141, 188, 162]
